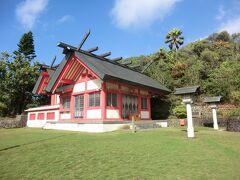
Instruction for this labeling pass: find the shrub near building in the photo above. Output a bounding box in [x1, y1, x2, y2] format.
[226, 108, 240, 132]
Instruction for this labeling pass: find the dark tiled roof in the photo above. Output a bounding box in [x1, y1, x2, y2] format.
[45, 50, 171, 93]
[204, 96, 222, 103]
[174, 86, 200, 95]
[32, 74, 43, 94]
[32, 64, 58, 94]
[75, 51, 171, 93]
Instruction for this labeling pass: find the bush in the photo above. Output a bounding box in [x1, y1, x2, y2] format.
[173, 105, 187, 118]
[227, 117, 240, 132]
[230, 91, 240, 105]
[225, 107, 240, 117]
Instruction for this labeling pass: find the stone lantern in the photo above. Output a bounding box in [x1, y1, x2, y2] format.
[203, 96, 222, 130]
[174, 86, 200, 138]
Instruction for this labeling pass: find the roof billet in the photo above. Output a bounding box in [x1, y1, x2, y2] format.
[86, 46, 98, 53]
[111, 57, 122, 62]
[98, 52, 111, 58]
[57, 41, 146, 75]
[44, 30, 171, 94]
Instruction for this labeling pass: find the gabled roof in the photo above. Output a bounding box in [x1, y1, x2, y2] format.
[45, 50, 171, 94]
[174, 86, 200, 95]
[45, 53, 71, 92]
[32, 74, 44, 94]
[32, 65, 57, 94]
[75, 51, 171, 93]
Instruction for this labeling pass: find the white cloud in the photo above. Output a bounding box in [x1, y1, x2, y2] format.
[16, 0, 49, 29]
[215, 5, 225, 20]
[57, 15, 74, 24]
[110, 0, 181, 29]
[219, 16, 240, 34]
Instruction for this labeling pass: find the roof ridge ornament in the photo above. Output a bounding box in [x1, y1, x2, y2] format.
[56, 30, 146, 73]
[77, 29, 91, 50]
[50, 55, 56, 68]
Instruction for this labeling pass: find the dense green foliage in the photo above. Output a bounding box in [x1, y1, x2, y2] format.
[225, 107, 240, 117]
[0, 128, 240, 179]
[0, 32, 41, 116]
[173, 104, 187, 118]
[17, 31, 36, 60]
[126, 31, 240, 107]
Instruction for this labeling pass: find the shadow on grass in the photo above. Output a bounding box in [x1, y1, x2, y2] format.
[0, 134, 74, 152]
[181, 129, 199, 132]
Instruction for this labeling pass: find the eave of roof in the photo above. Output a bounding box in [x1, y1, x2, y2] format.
[32, 74, 43, 94]
[174, 85, 200, 95]
[75, 51, 171, 93]
[204, 96, 222, 103]
[45, 43, 171, 94]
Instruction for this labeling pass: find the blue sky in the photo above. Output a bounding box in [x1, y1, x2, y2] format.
[1, 0, 240, 65]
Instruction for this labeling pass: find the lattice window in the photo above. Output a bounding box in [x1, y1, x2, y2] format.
[141, 97, 148, 109]
[74, 95, 84, 118]
[107, 92, 118, 107]
[62, 96, 70, 109]
[122, 95, 138, 119]
[89, 92, 100, 107]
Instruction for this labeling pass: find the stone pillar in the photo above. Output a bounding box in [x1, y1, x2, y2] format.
[212, 107, 219, 130]
[186, 103, 194, 138]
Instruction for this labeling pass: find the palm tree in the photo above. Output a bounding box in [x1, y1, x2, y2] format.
[165, 28, 184, 51]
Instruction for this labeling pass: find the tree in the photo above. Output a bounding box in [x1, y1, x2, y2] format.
[9, 53, 39, 114]
[119, 30, 240, 117]
[216, 31, 231, 42]
[165, 28, 184, 51]
[17, 31, 36, 60]
[207, 33, 218, 42]
[0, 32, 41, 116]
[0, 52, 10, 115]
[232, 33, 240, 43]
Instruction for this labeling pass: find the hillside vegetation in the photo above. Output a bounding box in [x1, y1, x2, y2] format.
[126, 31, 240, 106]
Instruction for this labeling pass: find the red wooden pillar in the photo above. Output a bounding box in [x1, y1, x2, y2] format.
[148, 95, 151, 120]
[70, 94, 74, 120]
[138, 89, 141, 119]
[101, 82, 106, 121]
[51, 95, 55, 105]
[118, 91, 122, 120]
[84, 73, 88, 120]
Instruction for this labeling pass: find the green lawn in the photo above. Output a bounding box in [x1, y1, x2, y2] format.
[0, 128, 240, 180]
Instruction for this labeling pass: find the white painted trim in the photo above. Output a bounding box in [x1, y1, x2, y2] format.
[73, 82, 85, 93]
[106, 109, 119, 119]
[87, 79, 102, 90]
[60, 112, 71, 119]
[43, 122, 128, 133]
[27, 110, 59, 128]
[27, 120, 47, 128]
[25, 105, 60, 112]
[87, 109, 101, 119]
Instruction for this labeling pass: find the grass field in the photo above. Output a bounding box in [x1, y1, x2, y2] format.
[0, 127, 240, 179]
